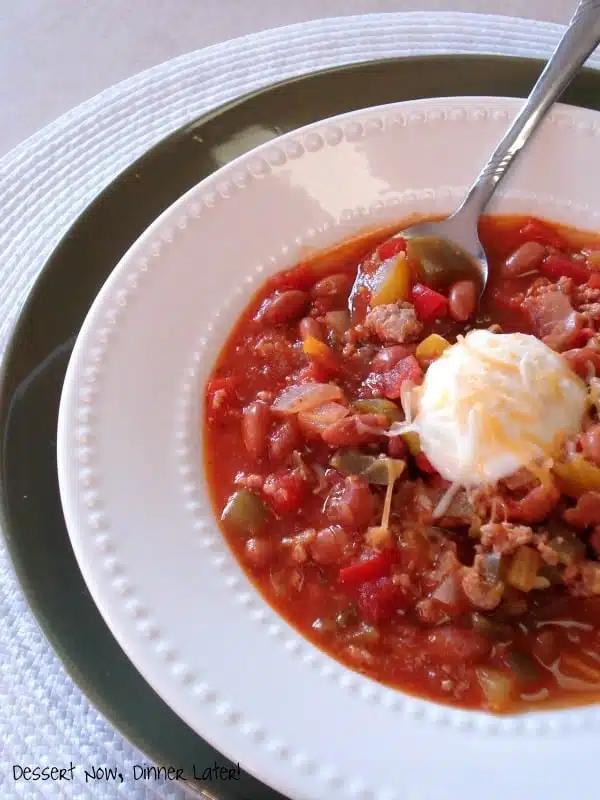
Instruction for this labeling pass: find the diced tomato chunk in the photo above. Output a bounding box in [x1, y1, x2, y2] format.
[376, 236, 407, 261]
[490, 285, 525, 313]
[540, 254, 590, 285]
[588, 273, 600, 290]
[519, 218, 567, 250]
[380, 355, 424, 399]
[295, 361, 333, 383]
[425, 627, 490, 664]
[411, 283, 448, 322]
[263, 469, 309, 515]
[357, 577, 412, 623]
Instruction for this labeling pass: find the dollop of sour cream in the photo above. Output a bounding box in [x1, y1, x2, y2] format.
[410, 329, 587, 486]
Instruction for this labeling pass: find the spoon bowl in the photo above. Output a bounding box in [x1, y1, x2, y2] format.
[401, 216, 488, 293]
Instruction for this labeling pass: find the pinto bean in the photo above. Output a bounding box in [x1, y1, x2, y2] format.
[299, 316, 325, 341]
[309, 526, 349, 565]
[242, 401, 271, 460]
[448, 280, 477, 322]
[582, 425, 600, 467]
[311, 273, 353, 300]
[503, 241, 546, 277]
[256, 290, 309, 324]
[370, 345, 416, 373]
[326, 476, 375, 528]
[563, 491, 600, 528]
[269, 418, 301, 463]
[321, 413, 389, 446]
[244, 538, 273, 569]
[507, 483, 560, 524]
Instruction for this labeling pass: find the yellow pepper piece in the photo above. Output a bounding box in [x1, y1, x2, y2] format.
[415, 333, 450, 364]
[303, 335, 326, 357]
[506, 546, 540, 593]
[553, 456, 600, 498]
[402, 431, 421, 456]
[302, 335, 338, 371]
[371, 253, 410, 306]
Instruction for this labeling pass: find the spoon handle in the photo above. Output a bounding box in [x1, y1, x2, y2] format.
[458, 0, 600, 219]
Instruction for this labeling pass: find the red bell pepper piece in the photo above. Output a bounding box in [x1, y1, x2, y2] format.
[540, 254, 590, 285]
[376, 236, 407, 261]
[587, 273, 600, 291]
[411, 283, 448, 322]
[357, 577, 412, 623]
[338, 551, 392, 587]
[263, 469, 308, 515]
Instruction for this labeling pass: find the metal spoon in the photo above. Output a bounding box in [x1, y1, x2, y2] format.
[365, 0, 600, 297]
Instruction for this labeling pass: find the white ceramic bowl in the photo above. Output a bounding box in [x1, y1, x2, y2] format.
[57, 97, 600, 800]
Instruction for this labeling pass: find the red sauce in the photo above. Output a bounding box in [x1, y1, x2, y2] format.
[204, 215, 600, 713]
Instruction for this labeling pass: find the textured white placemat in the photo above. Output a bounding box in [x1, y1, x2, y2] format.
[1, 11, 599, 800]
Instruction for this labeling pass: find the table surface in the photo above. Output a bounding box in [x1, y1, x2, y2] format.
[1, 0, 576, 159]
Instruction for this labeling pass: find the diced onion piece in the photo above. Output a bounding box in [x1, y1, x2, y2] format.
[476, 667, 516, 712]
[365, 525, 393, 549]
[547, 532, 586, 565]
[324, 310, 351, 336]
[371, 253, 411, 306]
[298, 402, 349, 435]
[415, 333, 450, 364]
[431, 573, 461, 607]
[272, 382, 343, 414]
[506, 546, 541, 592]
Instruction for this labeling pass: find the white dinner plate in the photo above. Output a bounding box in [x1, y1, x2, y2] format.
[57, 97, 600, 800]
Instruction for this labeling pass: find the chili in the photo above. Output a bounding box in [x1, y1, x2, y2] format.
[205, 214, 600, 714]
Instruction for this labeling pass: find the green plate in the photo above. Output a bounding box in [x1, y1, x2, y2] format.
[3, 55, 600, 799]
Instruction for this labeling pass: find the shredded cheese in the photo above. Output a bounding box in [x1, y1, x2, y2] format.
[411, 329, 587, 486]
[379, 458, 405, 531]
[432, 482, 461, 519]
